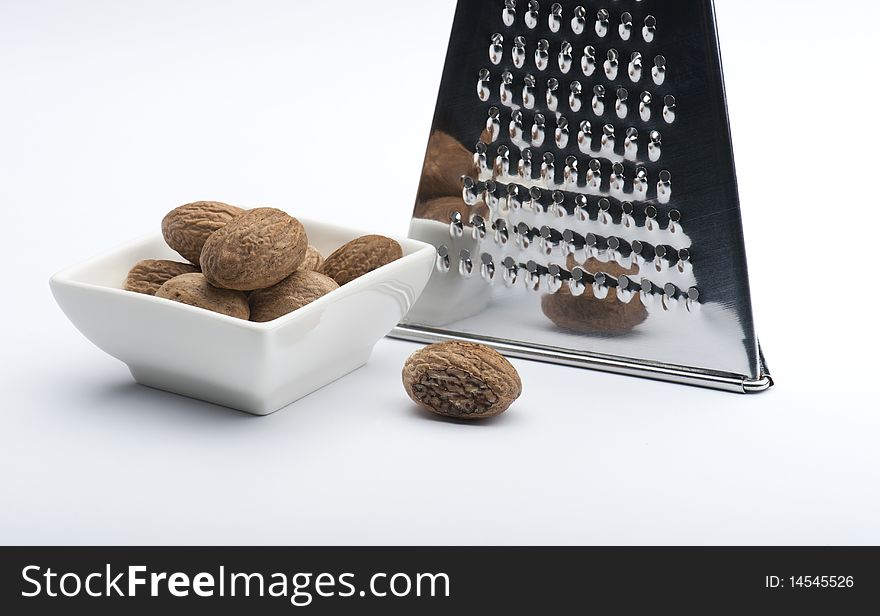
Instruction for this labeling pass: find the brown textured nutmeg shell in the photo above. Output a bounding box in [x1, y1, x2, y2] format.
[318, 235, 402, 286]
[297, 245, 324, 272]
[413, 196, 489, 224]
[161, 201, 244, 265]
[402, 341, 522, 419]
[155, 273, 249, 319]
[200, 207, 308, 291]
[418, 130, 478, 200]
[248, 270, 339, 323]
[541, 258, 648, 335]
[124, 259, 199, 296]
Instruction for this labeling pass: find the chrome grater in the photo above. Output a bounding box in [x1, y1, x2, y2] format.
[392, 0, 773, 393]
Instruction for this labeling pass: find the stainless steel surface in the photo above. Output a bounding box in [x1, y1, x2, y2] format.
[401, 0, 772, 393]
[390, 324, 773, 394]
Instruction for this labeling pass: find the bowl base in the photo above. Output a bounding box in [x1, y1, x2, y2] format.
[128, 350, 372, 415]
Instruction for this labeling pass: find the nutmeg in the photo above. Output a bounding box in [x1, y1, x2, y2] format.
[297, 245, 324, 272]
[402, 341, 522, 419]
[124, 259, 199, 296]
[155, 273, 249, 319]
[541, 258, 647, 335]
[200, 208, 308, 291]
[418, 130, 478, 200]
[248, 270, 339, 323]
[319, 235, 402, 286]
[161, 201, 244, 265]
[413, 196, 489, 224]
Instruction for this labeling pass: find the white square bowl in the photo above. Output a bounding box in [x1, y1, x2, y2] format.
[50, 218, 435, 415]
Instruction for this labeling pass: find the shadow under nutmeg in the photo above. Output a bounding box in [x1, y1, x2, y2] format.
[406, 402, 519, 426]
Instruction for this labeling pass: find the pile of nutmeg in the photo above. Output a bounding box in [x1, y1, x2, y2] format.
[124, 201, 402, 322]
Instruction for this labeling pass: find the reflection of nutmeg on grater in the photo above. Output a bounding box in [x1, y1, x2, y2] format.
[418, 130, 478, 200]
[413, 196, 489, 224]
[541, 258, 648, 335]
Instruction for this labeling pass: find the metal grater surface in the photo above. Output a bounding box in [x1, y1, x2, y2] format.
[392, 0, 773, 393]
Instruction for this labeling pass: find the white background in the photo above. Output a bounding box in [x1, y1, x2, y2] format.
[1, 0, 878, 545]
